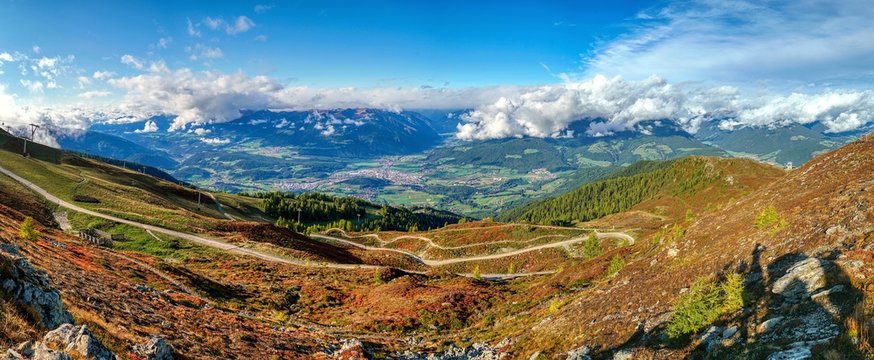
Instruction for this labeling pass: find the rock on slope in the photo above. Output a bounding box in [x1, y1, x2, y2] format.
[0, 244, 72, 329]
[0, 244, 123, 360]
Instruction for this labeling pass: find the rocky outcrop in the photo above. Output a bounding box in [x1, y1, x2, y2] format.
[131, 337, 174, 360]
[771, 258, 834, 302]
[0, 244, 72, 329]
[391, 338, 512, 360]
[333, 339, 366, 360]
[757, 257, 845, 358]
[4, 324, 117, 360]
[767, 346, 811, 360]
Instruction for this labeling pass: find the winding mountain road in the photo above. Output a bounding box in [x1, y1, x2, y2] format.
[0, 164, 634, 280]
[312, 230, 634, 266]
[0, 165, 379, 271]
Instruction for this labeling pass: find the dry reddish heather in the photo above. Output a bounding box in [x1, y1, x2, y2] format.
[498, 134, 874, 357]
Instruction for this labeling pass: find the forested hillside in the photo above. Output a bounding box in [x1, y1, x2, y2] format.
[498, 157, 733, 225]
[249, 191, 464, 232]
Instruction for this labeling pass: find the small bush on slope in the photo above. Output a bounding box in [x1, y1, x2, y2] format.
[583, 233, 603, 259]
[18, 217, 38, 241]
[754, 205, 787, 235]
[666, 273, 744, 341]
[606, 256, 625, 277]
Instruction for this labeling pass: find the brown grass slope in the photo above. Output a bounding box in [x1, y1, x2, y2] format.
[492, 134, 873, 357]
[0, 168, 503, 357]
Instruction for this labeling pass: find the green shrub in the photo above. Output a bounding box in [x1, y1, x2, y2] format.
[718, 273, 744, 313]
[754, 205, 786, 235]
[472, 265, 481, 280]
[606, 256, 625, 277]
[19, 217, 38, 241]
[549, 299, 562, 313]
[583, 233, 602, 259]
[666, 274, 745, 341]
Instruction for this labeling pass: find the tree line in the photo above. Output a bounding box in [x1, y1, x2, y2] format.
[244, 191, 464, 233]
[500, 158, 719, 225]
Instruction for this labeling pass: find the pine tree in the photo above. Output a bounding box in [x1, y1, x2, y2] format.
[582, 233, 602, 259]
[19, 217, 38, 241]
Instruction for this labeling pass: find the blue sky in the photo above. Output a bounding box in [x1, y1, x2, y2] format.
[1, 0, 873, 141]
[0, 0, 655, 90]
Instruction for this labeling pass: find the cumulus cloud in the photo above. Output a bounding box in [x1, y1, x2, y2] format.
[203, 17, 224, 30]
[227, 16, 255, 34]
[107, 65, 282, 130]
[0, 52, 13, 62]
[93, 70, 114, 80]
[191, 127, 211, 135]
[729, 91, 874, 133]
[187, 44, 223, 60]
[0, 84, 91, 146]
[78, 90, 110, 99]
[134, 120, 159, 133]
[456, 75, 874, 140]
[20, 79, 44, 94]
[29, 55, 74, 83]
[585, 0, 874, 86]
[76, 76, 91, 89]
[201, 16, 255, 35]
[120, 54, 144, 70]
[99, 62, 528, 130]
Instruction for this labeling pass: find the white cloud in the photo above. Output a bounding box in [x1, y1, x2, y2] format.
[456, 74, 874, 140]
[120, 54, 144, 70]
[585, 0, 874, 86]
[729, 91, 874, 133]
[100, 62, 528, 130]
[458, 75, 696, 139]
[0, 52, 13, 62]
[203, 17, 224, 30]
[157, 37, 173, 49]
[107, 65, 282, 130]
[254, 4, 273, 14]
[186, 44, 224, 61]
[20, 79, 44, 94]
[0, 84, 91, 147]
[77, 76, 92, 89]
[200, 16, 255, 35]
[226, 16, 255, 35]
[187, 17, 201, 37]
[32, 45, 40, 54]
[134, 120, 159, 133]
[200, 137, 231, 145]
[93, 70, 114, 80]
[254, 35, 268, 42]
[201, 46, 223, 59]
[192, 127, 211, 135]
[78, 90, 111, 99]
[30, 55, 73, 81]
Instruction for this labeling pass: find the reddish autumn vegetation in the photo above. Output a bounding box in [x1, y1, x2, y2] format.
[0, 134, 871, 359]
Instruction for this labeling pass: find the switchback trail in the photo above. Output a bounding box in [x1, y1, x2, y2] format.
[311, 230, 634, 266]
[0, 165, 379, 271]
[0, 164, 634, 280]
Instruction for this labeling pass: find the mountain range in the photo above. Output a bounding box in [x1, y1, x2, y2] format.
[57, 109, 865, 217]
